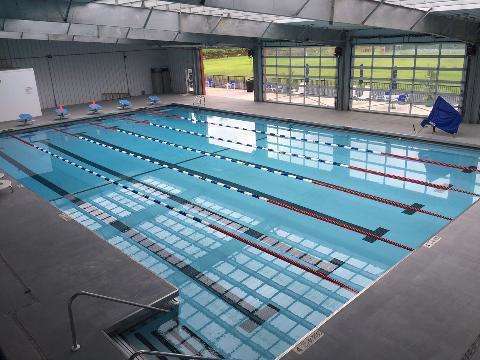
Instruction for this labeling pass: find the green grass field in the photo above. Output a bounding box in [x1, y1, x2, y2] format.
[204, 55, 465, 82]
[204, 55, 253, 77]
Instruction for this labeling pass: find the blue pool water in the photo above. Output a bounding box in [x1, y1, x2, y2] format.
[1, 106, 479, 359]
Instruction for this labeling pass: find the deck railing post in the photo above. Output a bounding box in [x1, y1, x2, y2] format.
[67, 291, 170, 352]
[128, 350, 220, 360]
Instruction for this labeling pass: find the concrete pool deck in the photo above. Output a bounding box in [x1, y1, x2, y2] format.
[1, 94, 480, 360]
[0, 177, 178, 360]
[3, 93, 480, 148]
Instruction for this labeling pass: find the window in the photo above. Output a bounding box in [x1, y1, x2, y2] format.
[350, 42, 466, 116]
[262, 46, 338, 108]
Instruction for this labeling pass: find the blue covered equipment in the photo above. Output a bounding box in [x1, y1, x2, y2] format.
[18, 113, 33, 125]
[420, 96, 462, 135]
[118, 99, 132, 109]
[55, 105, 69, 119]
[88, 102, 102, 113]
[148, 95, 160, 105]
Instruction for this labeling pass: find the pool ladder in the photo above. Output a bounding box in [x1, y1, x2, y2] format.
[128, 350, 220, 359]
[67, 291, 221, 359]
[68, 291, 170, 352]
[193, 95, 205, 109]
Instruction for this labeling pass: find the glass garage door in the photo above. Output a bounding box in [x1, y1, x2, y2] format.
[263, 46, 338, 108]
[350, 42, 466, 116]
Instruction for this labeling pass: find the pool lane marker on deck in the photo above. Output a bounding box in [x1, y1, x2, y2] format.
[118, 115, 480, 198]
[105, 125, 452, 221]
[61, 130, 413, 252]
[146, 109, 480, 174]
[10, 134, 360, 294]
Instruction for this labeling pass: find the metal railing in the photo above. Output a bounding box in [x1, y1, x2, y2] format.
[128, 350, 220, 360]
[193, 95, 206, 107]
[68, 291, 170, 352]
[206, 75, 247, 90]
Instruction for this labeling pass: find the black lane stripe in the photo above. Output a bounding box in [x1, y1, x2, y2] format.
[117, 223, 280, 326]
[77, 133, 404, 249]
[180, 325, 223, 358]
[12, 135, 361, 295]
[108, 215, 271, 325]
[41, 141, 128, 180]
[148, 108, 480, 173]
[43, 139, 349, 278]
[0, 150, 77, 200]
[2, 140, 279, 325]
[109, 126, 450, 221]
[124, 115, 480, 198]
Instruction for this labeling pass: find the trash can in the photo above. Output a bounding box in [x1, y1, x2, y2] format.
[246, 79, 254, 92]
[151, 67, 172, 94]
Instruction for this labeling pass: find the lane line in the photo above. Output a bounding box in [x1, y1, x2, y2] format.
[103, 125, 452, 221]
[119, 115, 479, 198]
[42, 139, 359, 285]
[53, 128, 414, 252]
[145, 109, 480, 173]
[10, 134, 360, 293]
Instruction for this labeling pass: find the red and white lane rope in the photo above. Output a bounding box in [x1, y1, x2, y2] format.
[117, 115, 480, 198]
[53, 129, 415, 252]
[11, 134, 359, 294]
[99, 124, 452, 221]
[146, 109, 480, 173]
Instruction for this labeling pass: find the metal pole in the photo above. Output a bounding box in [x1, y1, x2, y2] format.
[68, 291, 169, 352]
[128, 350, 220, 360]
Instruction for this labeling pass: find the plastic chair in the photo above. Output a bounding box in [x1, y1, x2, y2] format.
[88, 102, 102, 113]
[118, 99, 132, 109]
[55, 105, 69, 119]
[398, 93, 409, 104]
[18, 113, 33, 125]
[148, 95, 160, 105]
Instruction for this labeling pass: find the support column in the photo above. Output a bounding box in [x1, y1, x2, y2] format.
[253, 43, 264, 102]
[463, 44, 480, 124]
[192, 48, 203, 95]
[336, 33, 352, 111]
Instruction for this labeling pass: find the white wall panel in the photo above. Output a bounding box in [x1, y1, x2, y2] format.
[125, 49, 169, 96]
[0, 39, 193, 109]
[10, 57, 55, 108]
[167, 48, 196, 94]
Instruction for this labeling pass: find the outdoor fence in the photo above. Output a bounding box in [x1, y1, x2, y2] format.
[351, 80, 462, 106]
[264, 79, 337, 98]
[206, 75, 247, 90]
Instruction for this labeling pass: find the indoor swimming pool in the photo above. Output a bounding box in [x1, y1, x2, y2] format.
[1, 105, 479, 359]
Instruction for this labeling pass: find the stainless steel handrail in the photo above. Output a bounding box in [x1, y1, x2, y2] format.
[68, 290, 170, 352]
[128, 350, 220, 360]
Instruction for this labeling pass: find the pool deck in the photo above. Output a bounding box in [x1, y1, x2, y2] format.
[1, 94, 480, 360]
[0, 177, 178, 360]
[3, 93, 480, 147]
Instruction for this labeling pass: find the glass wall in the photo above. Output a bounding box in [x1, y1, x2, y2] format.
[263, 46, 338, 108]
[350, 42, 466, 116]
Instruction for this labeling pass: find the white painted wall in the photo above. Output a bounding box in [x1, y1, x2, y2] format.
[0, 39, 197, 109]
[0, 68, 42, 122]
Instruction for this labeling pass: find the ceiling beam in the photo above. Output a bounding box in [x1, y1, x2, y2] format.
[0, 1, 345, 44]
[162, 0, 479, 41]
[0, 18, 258, 46]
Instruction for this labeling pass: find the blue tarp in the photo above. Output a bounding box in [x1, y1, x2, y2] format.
[420, 96, 462, 134]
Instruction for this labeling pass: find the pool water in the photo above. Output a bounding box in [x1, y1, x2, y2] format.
[1, 105, 479, 359]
